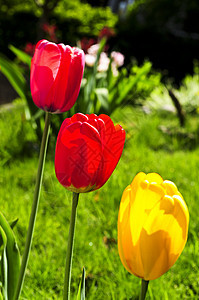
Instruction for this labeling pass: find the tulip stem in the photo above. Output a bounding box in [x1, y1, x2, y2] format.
[14, 112, 51, 300]
[63, 192, 79, 300]
[139, 279, 149, 300]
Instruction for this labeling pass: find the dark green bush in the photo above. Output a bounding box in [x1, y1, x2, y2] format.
[54, 0, 117, 41]
[115, 0, 199, 83]
[0, 0, 117, 56]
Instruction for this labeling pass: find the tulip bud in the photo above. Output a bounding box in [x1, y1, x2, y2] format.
[118, 172, 189, 281]
[55, 113, 125, 193]
[30, 39, 85, 113]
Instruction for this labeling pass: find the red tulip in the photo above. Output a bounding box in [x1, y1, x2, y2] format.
[55, 113, 126, 193]
[30, 39, 85, 113]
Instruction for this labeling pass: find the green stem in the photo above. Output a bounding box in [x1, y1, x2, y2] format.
[14, 112, 51, 300]
[139, 279, 149, 300]
[63, 192, 79, 300]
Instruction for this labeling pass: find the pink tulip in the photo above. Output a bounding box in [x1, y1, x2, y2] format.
[85, 54, 96, 67]
[97, 52, 110, 72]
[111, 51, 124, 67]
[87, 44, 100, 56]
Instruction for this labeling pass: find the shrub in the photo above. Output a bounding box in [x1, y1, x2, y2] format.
[115, 0, 199, 83]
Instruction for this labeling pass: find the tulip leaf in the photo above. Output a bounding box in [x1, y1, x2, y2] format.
[94, 88, 109, 111]
[108, 62, 152, 108]
[93, 37, 107, 76]
[115, 62, 151, 105]
[9, 218, 19, 230]
[76, 267, 85, 300]
[0, 53, 27, 100]
[31, 109, 45, 121]
[87, 38, 107, 99]
[0, 226, 8, 300]
[9, 45, 32, 67]
[0, 212, 20, 300]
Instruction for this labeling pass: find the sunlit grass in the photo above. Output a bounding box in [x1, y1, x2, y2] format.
[0, 105, 199, 299]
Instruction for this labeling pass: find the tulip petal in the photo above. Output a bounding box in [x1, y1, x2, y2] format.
[172, 195, 189, 240]
[80, 122, 101, 144]
[30, 40, 61, 110]
[130, 172, 146, 191]
[130, 179, 165, 246]
[56, 117, 72, 140]
[162, 180, 182, 198]
[87, 114, 97, 119]
[49, 44, 73, 112]
[145, 173, 163, 184]
[86, 115, 106, 145]
[139, 228, 170, 280]
[139, 193, 189, 280]
[71, 113, 88, 123]
[96, 114, 126, 188]
[118, 186, 138, 275]
[55, 121, 102, 192]
[96, 118, 106, 145]
[61, 48, 85, 112]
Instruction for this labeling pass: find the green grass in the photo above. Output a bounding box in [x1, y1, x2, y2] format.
[0, 104, 199, 299]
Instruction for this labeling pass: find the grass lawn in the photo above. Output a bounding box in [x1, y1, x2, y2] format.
[0, 104, 199, 299]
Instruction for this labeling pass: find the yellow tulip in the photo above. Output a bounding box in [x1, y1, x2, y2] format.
[118, 172, 189, 281]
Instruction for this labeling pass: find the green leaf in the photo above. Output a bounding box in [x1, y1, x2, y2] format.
[0, 226, 8, 300]
[0, 291, 3, 300]
[0, 212, 20, 300]
[0, 53, 27, 100]
[9, 45, 32, 67]
[93, 37, 107, 76]
[94, 88, 109, 112]
[88, 38, 107, 98]
[9, 219, 19, 230]
[31, 109, 45, 121]
[77, 268, 85, 300]
[113, 62, 152, 105]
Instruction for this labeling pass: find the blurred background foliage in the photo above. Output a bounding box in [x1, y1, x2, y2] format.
[116, 0, 199, 84]
[0, 0, 117, 56]
[0, 0, 198, 84]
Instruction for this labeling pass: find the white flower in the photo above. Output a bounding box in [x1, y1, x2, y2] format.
[97, 52, 110, 72]
[85, 54, 96, 67]
[111, 62, 119, 77]
[87, 44, 100, 56]
[111, 51, 124, 67]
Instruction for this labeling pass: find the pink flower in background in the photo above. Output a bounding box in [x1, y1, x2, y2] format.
[85, 44, 110, 71]
[85, 43, 125, 76]
[80, 38, 96, 53]
[87, 44, 100, 56]
[85, 54, 96, 67]
[85, 51, 110, 72]
[42, 23, 58, 43]
[24, 43, 36, 56]
[111, 63, 119, 77]
[99, 26, 115, 40]
[97, 52, 110, 72]
[111, 51, 125, 67]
